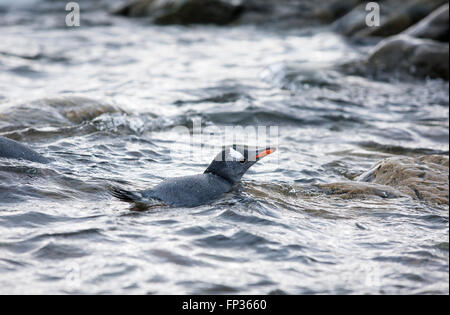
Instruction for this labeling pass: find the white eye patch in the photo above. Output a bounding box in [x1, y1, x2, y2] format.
[229, 148, 244, 161]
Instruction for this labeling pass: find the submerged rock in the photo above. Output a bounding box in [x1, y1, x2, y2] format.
[0, 96, 121, 127]
[0, 136, 49, 163]
[42, 97, 120, 124]
[341, 35, 449, 80]
[114, 0, 244, 25]
[317, 182, 407, 199]
[404, 3, 449, 42]
[357, 155, 449, 205]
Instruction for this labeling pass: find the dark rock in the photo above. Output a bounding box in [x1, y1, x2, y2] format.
[114, 0, 367, 28]
[332, 3, 384, 36]
[230, 0, 363, 27]
[369, 35, 449, 79]
[237, 0, 312, 27]
[333, 0, 447, 37]
[404, 3, 449, 42]
[314, 0, 364, 23]
[114, 0, 244, 25]
[360, 0, 447, 37]
[236, 0, 334, 28]
[114, 0, 153, 16]
[341, 35, 449, 80]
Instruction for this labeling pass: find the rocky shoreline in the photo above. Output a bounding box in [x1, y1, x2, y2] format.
[114, 0, 449, 80]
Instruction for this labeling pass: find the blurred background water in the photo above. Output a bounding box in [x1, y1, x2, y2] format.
[0, 0, 448, 294]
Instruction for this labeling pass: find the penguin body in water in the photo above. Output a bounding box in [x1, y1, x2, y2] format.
[111, 145, 275, 208]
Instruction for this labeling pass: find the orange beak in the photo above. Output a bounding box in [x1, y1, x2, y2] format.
[254, 148, 276, 160]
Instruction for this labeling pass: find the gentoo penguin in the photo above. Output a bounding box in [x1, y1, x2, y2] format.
[110, 145, 275, 208]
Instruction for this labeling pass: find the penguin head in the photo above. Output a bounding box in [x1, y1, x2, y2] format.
[204, 145, 276, 184]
